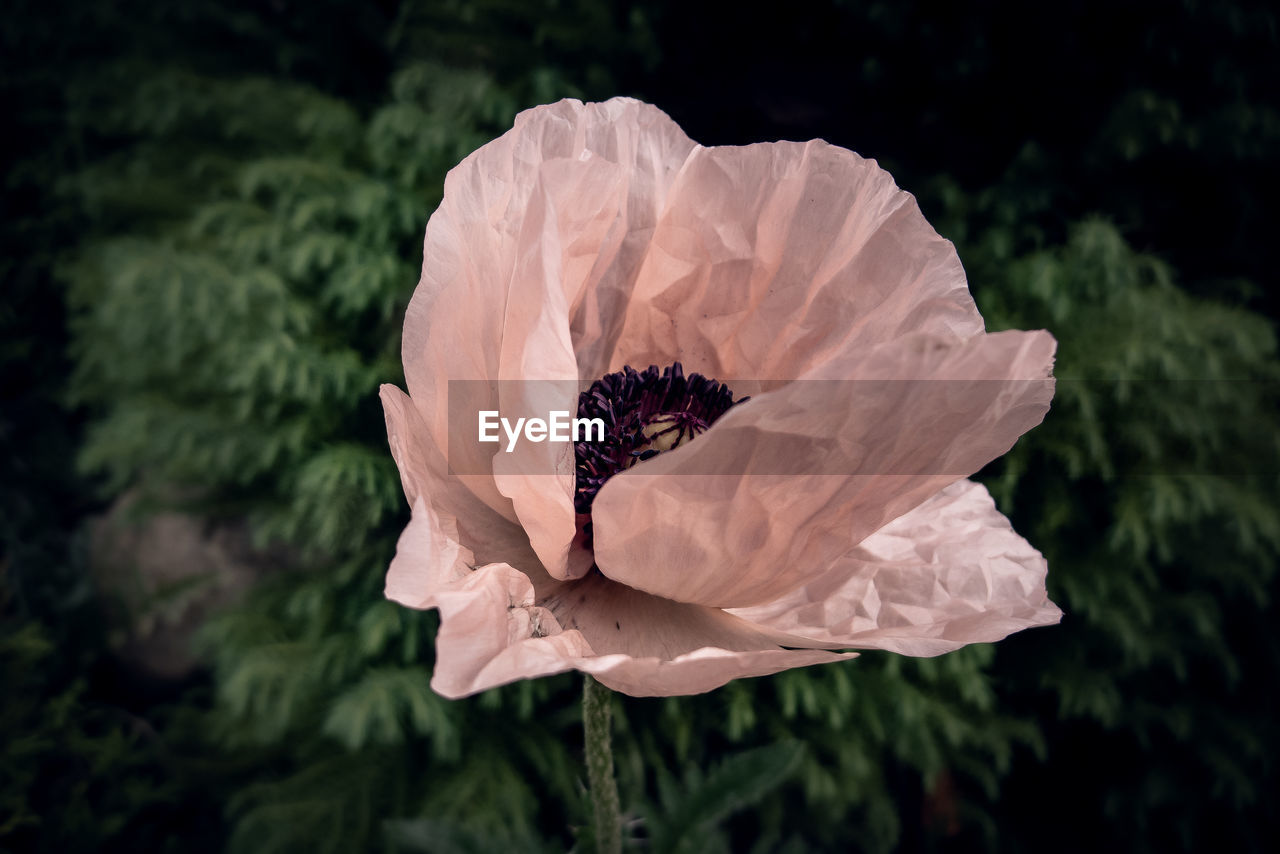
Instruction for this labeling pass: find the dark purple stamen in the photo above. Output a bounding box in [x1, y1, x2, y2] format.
[573, 362, 746, 517]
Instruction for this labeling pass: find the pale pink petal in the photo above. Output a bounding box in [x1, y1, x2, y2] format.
[427, 562, 595, 699]
[381, 383, 533, 568]
[605, 139, 984, 380]
[402, 98, 696, 580]
[536, 570, 844, 657]
[387, 509, 855, 698]
[382, 505, 586, 697]
[591, 329, 1056, 609]
[536, 571, 857, 696]
[488, 379, 580, 580]
[384, 496, 475, 609]
[423, 559, 855, 699]
[577, 647, 855, 698]
[727, 480, 1062, 655]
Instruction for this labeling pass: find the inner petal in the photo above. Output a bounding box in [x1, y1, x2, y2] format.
[589, 329, 1057, 609]
[602, 140, 984, 381]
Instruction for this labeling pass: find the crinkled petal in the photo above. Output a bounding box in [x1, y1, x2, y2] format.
[384, 496, 475, 609]
[387, 508, 855, 698]
[383, 505, 587, 697]
[591, 329, 1056, 608]
[404, 98, 696, 580]
[381, 384, 533, 568]
[536, 569, 846, 658]
[537, 573, 857, 697]
[606, 139, 984, 379]
[429, 564, 856, 699]
[727, 480, 1062, 655]
[427, 562, 596, 699]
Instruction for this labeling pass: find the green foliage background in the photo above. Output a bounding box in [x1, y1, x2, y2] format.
[3, 0, 1278, 851]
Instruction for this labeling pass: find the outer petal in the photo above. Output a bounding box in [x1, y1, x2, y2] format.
[387, 504, 854, 698]
[403, 98, 695, 580]
[536, 571, 857, 698]
[606, 139, 984, 379]
[381, 384, 532, 569]
[384, 497, 474, 609]
[591, 329, 1056, 608]
[727, 480, 1062, 655]
[576, 647, 854, 698]
[427, 563, 596, 699]
[535, 570, 847, 658]
[381, 498, 583, 697]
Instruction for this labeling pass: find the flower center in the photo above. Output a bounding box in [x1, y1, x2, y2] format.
[574, 362, 745, 515]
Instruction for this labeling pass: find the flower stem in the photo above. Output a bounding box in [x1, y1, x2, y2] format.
[583, 675, 621, 854]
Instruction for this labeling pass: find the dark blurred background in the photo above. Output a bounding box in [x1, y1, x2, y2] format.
[3, 1, 1278, 851]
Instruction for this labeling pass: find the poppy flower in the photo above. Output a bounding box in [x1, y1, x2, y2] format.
[380, 97, 1061, 698]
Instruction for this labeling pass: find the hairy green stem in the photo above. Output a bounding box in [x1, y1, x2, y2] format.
[583, 675, 621, 854]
